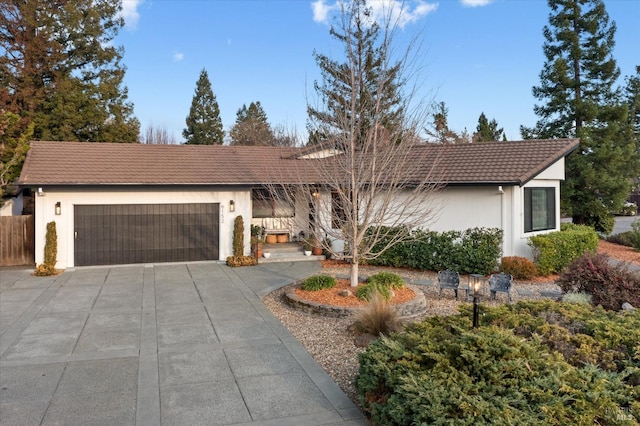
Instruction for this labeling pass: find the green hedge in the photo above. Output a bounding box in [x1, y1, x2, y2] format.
[528, 223, 598, 275]
[367, 227, 503, 275]
[356, 301, 640, 425]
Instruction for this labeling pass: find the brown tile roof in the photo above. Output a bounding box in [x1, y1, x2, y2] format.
[18, 139, 578, 187]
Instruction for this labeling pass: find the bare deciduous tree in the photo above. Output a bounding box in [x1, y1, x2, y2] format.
[269, 0, 444, 287]
[142, 123, 176, 145]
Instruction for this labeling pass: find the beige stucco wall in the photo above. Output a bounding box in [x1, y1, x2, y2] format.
[34, 186, 251, 269]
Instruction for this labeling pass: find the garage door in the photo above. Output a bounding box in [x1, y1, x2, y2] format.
[74, 203, 219, 266]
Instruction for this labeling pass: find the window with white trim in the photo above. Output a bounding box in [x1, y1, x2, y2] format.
[524, 187, 556, 232]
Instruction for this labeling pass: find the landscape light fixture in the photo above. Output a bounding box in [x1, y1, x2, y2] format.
[229, 200, 235, 212]
[55, 202, 61, 215]
[471, 276, 482, 328]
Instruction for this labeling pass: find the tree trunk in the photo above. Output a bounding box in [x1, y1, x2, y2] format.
[350, 261, 359, 288]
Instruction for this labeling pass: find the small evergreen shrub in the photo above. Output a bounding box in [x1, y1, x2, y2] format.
[352, 290, 402, 336]
[366, 272, 404, 289]
[528, 224, 598, 275]
[556, 252, 640, 311]
[225, 255, 258, 267]
[499, 256, 537, 279]
[233, 216, 244, 257]
[356, 301, 640, 425]
[300, 275, 337, 291]
[356, 282, 391, 301]
[367, 226, 503, 274]
[34, 221, 57, 276]
[606, 231, 634, 247]
[631, 219, 640, 251]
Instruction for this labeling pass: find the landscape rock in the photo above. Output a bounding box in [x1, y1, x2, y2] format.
[338, 289, 353, 297]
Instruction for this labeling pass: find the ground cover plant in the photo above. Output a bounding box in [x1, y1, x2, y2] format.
[356, 300, 640, 425]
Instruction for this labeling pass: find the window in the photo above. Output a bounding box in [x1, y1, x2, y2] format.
[252, 189, 294, 218]
[331, 191, 347, 229]
[524, 187, 556, 232]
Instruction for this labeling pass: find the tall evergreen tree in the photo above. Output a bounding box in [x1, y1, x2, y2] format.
[291, 0, 441, 288]
[229, 101, 275, 146]
[183, 69, 224, 145]
[0, 0, 139, 142]
[521, 0, 638, 233]
[307, 0, 405, 148]
[474, 112, 504, 142]
[624, 66, 640, 143]
[1, 109, 33, 201]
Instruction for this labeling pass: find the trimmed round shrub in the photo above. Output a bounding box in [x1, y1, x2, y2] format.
[366, 272, 405, 289]
[499, 256, 537, 279]
[300, 275, 337, 291]
[356, 283, 391, 301]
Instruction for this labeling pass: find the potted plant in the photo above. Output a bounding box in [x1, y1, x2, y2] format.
[309, 236, 323, 256]
[251, 225, 263, 258]
[303, 240, 312, 256]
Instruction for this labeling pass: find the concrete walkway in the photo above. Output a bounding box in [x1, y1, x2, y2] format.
[0, 262, 369, 425]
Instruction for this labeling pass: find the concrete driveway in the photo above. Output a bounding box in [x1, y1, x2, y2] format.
[0, 262, 368, 425]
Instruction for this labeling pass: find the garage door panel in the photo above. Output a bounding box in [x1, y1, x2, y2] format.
[74, 203, 219, 266]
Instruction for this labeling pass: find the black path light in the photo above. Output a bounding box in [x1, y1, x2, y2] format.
[470, 274, 483, 328]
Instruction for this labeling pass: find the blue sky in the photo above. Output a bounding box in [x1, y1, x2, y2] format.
[117, 0, 639, 143]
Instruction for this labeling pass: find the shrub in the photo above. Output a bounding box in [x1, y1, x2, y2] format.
[352, 290, 402, 336]
[366, 272, 404, 289]
[225, 255, 257, 267]
[34, 221, 57, 276]
[562, 292, 592, 305]
[300, 275, 337, 291]
[233, 216, 244, 257]
[499, 256, 537, 279]
[367, 226, 503, 274]
[356, 282, 391, 301]
[528, 224, 598, 275]
[356, 301, 640, 425]
[556, 252, 640, 311]
[631, 219, 640, 251]
[606, 231, 634, 247]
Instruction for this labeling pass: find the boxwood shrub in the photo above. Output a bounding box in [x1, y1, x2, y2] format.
[356, 301, 640, 425]
[528, 223, 598, 275]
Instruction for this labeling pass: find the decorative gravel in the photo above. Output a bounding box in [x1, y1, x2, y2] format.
[262, 264, 563, 410]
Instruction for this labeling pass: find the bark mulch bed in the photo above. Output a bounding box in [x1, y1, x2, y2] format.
[294, 278, 416, 308]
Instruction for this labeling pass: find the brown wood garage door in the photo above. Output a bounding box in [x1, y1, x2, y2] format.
[74, 203, 219, 266]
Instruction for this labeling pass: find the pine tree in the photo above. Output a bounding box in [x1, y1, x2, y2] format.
[183, 69, 224, 145]
[1, 110, 33, 200]
[229, 101, 275, 146]
[0, 0, 139, 142]
[307, 0, 405, 148]
[624, 66, 640, 142]
[474, 112, 504, 142]
[521, 0, 638, 233]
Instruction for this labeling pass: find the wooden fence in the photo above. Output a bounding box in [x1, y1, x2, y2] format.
[0, 215, 35, 266]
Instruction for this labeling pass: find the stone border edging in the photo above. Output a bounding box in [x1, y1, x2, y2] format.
[284, 284, 427, 318]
